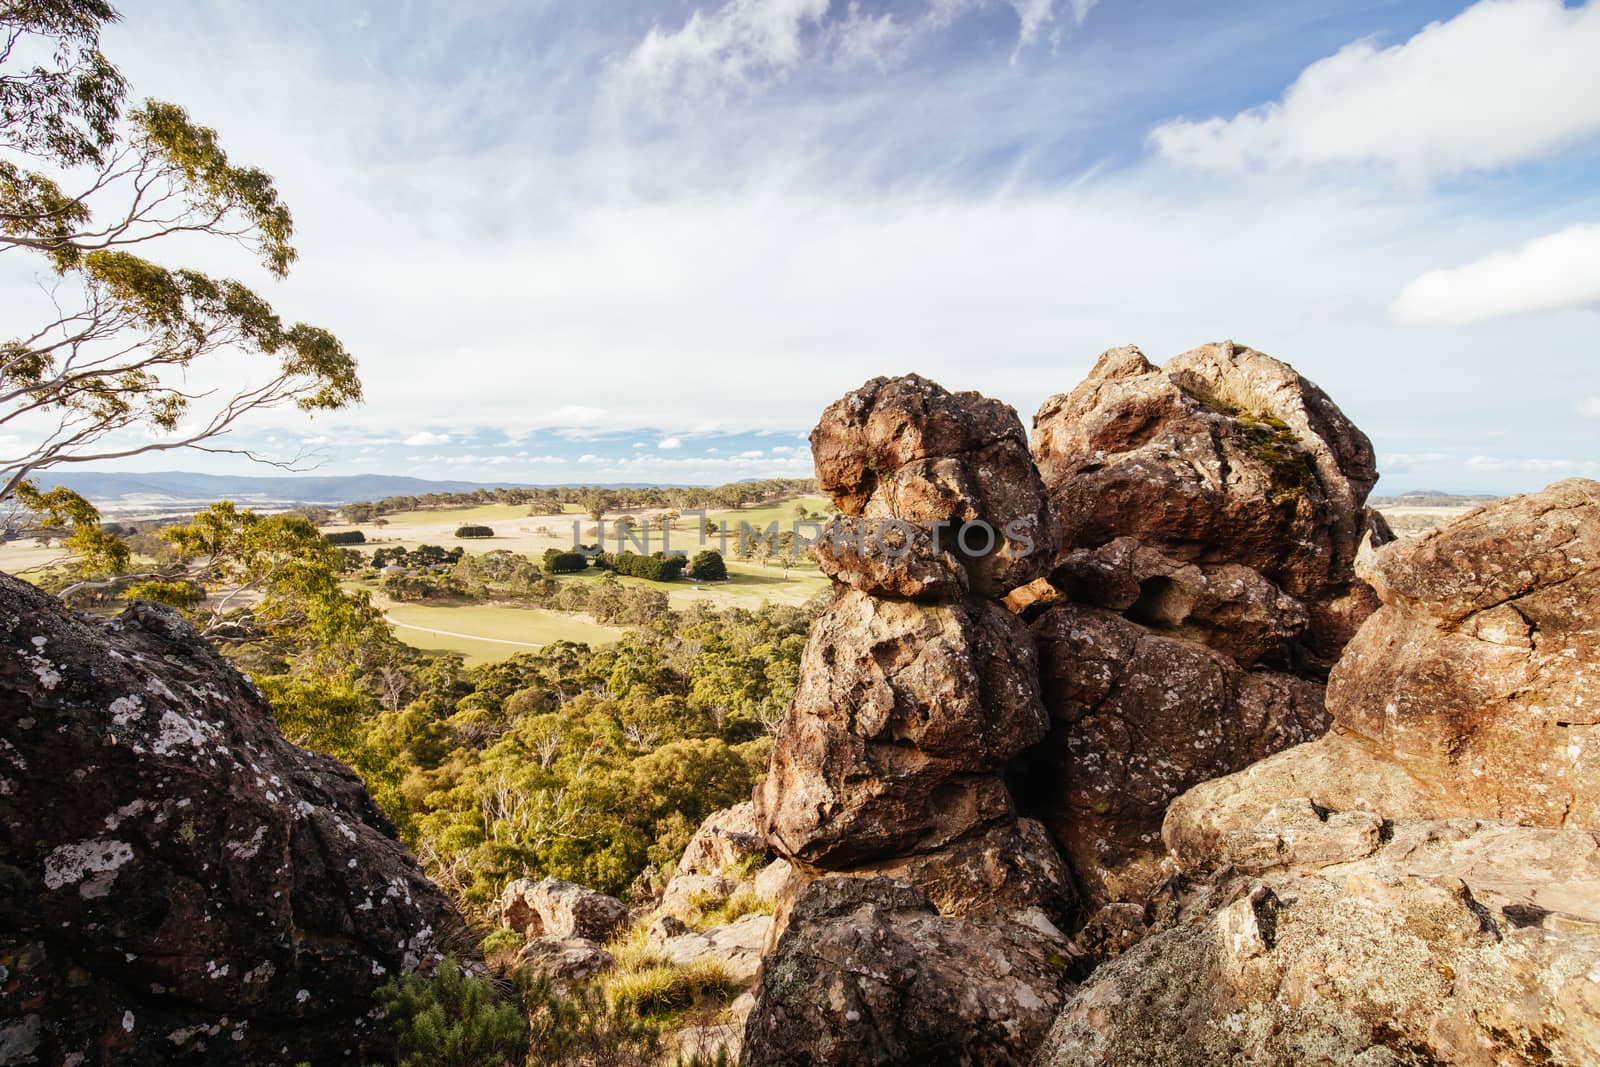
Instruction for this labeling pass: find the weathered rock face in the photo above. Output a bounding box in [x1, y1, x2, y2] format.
[1031, 341, 1388, 671]
[755, 590, 1046, 867]
[0, 575, 466, 1065]
[1053, 484, 1600, 1064]
[1035, 813, 1600, 1066]
[1162, 480, 1600, 861]
[742, 877, 1071, 1067]
[750, 376, 1077, 1063]
[1026, 601, 1328, 904]
[1328, 478, 1600, 827]
[1018, 341, 1386, 907]
[499, 876, 628, 942]
[811, 373, 1059, 598]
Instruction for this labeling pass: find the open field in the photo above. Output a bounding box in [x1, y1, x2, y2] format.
[0, 540, 70, 575]
[382, 602, 623, 665]
[1374, 504, 1479, 539]
[334, 495, 836, 659]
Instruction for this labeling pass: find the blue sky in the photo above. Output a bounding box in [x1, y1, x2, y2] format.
[4, 0, 1599, 490]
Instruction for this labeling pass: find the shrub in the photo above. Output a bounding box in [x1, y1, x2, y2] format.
[375, 955, 528, 1067]
[611, 552, 686, 582]
[325, 529, 367, 545]
[688, 550, 726, 581]
[543, 550, 590, 574]
[456, 525, 495, 538]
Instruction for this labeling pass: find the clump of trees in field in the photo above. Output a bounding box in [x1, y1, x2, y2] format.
[690, 549, 727, 581]
[325, 530, 366, 545]
[542, 549, 590, 574]
[455, 525, 494, 538]
[601, 551, 687, 582]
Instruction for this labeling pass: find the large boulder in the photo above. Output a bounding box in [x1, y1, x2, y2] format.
[1162, 480, 1600, 857]
[754, 590, 1046, 867]
[741, 877, 1072, 1066]
[1328, 478, 1600, 827]
[0, 575, 466, 1065]
[811, 374, 1059, 598]
[1026, 601, 1327, 903]
[1035, 813, 1600, 1066]
[498, 877, 628, 942]
[659, 912, 771, 985]
[1031, 341, 1388, 672]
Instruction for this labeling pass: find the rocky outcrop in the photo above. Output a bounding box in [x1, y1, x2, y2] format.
[0, 574, 466, 1065]
[1027, 602, 1328, 903]
[1021, 341, 1385, 906]
[1031, 341, 1388, 670]
[1165, 480, 1600, 856]
[1036, 483, 1600, 1063]
[747, 377, 1075, 1062]
[810, 373, 1058, 599]
[1035, 814, 1600, 1066]
[498, 876, 628, 942]
[755, 591, 1047, 867]
[1328, 478, 1600, 827]
[743, 877, 1070, 1067]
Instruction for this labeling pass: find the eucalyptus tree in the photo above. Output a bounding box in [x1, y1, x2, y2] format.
[0, 0, 359, 504]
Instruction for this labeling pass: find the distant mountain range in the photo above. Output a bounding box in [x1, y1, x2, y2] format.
[30, 471, 657, 516]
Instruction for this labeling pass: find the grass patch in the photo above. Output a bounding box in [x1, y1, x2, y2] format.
[606, 958, 739, 1021]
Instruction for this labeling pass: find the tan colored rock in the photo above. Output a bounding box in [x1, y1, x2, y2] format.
[763, 818, 1079, 953]
[659, 913, 771, 985]
[499, 877, 628, 942]
[1162, 730, 1471, 873]
[754, 589, 1045, 866]
[1028, 601, 1327, 903]
[811, 374, 1059, 597]
[673, 802, 767, 880]
[1031, 341, 1387, 671]
[1035, 818, 1600, 1066]
[1327, 479, 1600, 828]
[742, 877, 1072, 1066]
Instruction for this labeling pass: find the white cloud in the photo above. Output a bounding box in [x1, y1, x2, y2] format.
[738, 449, 765, 458]
[618, 0, 828, 101]
[1151, 0, 1600, 181]
[658, 436, 683, 449]
[1578, 398, 1600, 418]
[404, 431, 451, 446]
[1392, 223, 1600, 325]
